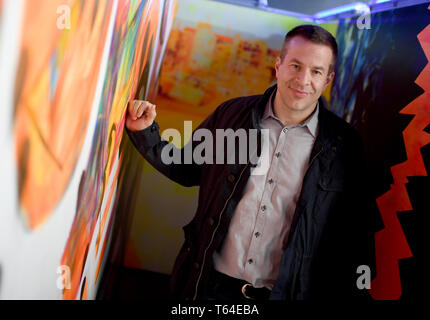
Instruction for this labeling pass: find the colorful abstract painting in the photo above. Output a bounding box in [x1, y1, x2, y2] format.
[331, 3, 430, 299]
[0, 0, 176, 299]
[60, 0, 177, 300]
[13, 0, 113, 229]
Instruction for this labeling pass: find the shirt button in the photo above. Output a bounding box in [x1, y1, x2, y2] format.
[193, 262, 200, 269]
[255, 232, 260, 238]
[248, 259, 253, 264]
[227, 174, 235, 183]
[283, 128, 287, 133]
[261, 205, 266, 212]
[268, 178, 274, 184]
[275, 152, 281, 158]
[208, 218, 215, 226]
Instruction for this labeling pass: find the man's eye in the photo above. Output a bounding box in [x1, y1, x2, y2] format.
[313, 70, 322, 75]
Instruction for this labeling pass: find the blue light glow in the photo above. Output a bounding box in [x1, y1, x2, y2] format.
[314, 2, 369, 19]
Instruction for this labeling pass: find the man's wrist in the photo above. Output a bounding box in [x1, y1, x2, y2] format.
[126, 121, 160, 153]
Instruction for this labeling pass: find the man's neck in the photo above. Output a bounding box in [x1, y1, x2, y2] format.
[273, 92, 317, 126]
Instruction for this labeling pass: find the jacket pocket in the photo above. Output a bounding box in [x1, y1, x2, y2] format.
[318, 176, 344, 192]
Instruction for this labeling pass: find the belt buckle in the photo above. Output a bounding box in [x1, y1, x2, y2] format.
[241, 283, 255, 300]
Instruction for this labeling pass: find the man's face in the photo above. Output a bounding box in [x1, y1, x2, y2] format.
[275, 36, 335, 115]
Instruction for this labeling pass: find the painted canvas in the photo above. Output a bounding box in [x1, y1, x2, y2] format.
[331, 3, 430, 299]
[13, 0, 113, 230]
[0, 0, 176, 299]
[60, 0, 177, 300]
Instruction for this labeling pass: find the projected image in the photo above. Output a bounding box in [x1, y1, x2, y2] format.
[155, 0, 310, 118]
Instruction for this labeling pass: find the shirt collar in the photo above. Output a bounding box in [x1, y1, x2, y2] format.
[262, 89, 319, 138]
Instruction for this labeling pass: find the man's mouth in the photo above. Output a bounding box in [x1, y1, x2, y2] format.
[289, 87, 309, 98]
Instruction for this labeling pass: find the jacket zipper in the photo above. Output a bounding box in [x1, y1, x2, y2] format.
[308, 147, 324, 172]
[192, 160, 250, 300]
[192, 144, 323, 299]
[276, 146, 324, 299]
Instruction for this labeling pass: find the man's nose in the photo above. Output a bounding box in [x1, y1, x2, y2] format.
[295, 69, 311, 86]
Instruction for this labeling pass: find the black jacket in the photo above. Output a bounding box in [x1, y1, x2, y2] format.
[127, 84, 380, 300]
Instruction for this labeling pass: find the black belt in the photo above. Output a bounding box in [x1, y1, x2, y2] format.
[209, 269, 271, 301]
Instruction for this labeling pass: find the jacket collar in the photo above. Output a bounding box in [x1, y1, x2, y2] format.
[252, 83, 338, 152]
[251, 84, 276, 130]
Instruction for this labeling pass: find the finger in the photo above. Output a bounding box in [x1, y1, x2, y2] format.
[128, 100, 137, 119]
[136, 102, 145, 118]
[141, 101, 153, 118]
[133, 101, 143, 120]
[145, 104, 155, 120]
[127, 101, 135, 118]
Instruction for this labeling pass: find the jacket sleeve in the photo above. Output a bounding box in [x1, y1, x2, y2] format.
[125, 105, 221, 187]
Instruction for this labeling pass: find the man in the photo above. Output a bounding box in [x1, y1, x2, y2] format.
[126, 25, 378, 300]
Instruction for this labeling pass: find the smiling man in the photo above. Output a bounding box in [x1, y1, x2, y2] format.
[273, 28, 335, 126]
[126, 25, 378, 301]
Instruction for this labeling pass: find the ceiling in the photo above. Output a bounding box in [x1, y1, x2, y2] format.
[208, 0, 429, 21]
[207, 0, 400, 18]
[267, 0, 370, 15]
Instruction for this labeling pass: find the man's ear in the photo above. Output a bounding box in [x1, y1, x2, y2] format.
[325, 71, 335, 87]
[275, 56, 281, 77]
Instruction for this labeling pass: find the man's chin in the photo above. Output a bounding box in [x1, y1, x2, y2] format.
[288, 102, 316, 113]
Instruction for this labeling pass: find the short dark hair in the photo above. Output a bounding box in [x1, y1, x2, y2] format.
[280, 24, 338, 73]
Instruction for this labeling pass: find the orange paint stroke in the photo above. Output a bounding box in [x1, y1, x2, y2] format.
[370, 20, 430, 300]
[14, 0, 113, 229]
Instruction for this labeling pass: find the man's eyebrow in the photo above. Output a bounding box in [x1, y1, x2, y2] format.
[312, 65, 326, 71]
[289, 58, 326, 71]
[289, 58, 303, 65]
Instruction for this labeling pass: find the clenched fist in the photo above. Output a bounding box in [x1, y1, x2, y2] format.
[126, 100, 157, 132]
